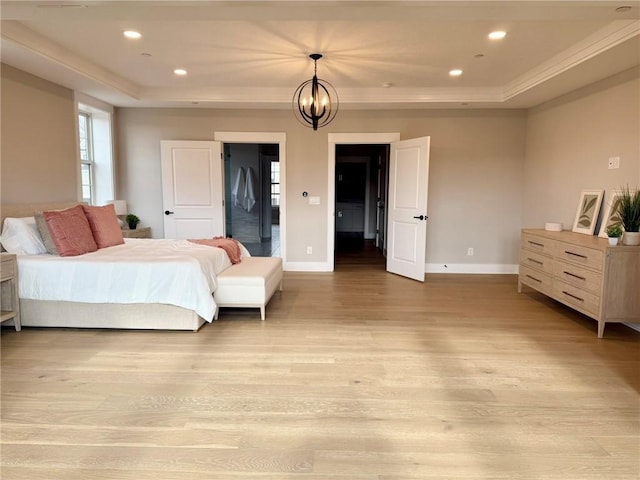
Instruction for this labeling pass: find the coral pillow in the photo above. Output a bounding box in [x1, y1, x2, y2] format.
[82, 204, 124, 248]
[43, 205, 98, 257]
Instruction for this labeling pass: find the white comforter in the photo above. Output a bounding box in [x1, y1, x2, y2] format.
[17, 238, 248, 321]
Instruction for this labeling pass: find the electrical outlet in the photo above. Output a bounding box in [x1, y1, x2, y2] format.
[307, 246, 312, 254]
[608, 156, 620, 169]
[467, 247, 474, 256]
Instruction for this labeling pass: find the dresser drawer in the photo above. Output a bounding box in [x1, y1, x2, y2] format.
[553, 260, 602, 295]
[519, 265, 553, 295]
[522, 233, 555, 256]
[520, 249, 554, 275]
[553, 280, 600, 317]
[555, 241, 603, 271]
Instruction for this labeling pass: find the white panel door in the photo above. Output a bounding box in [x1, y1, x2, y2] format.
[161, 140, 224, 239]
[386, 137, 430, 281]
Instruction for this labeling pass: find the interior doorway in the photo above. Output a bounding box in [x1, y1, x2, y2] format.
[334, 144, 389, 269]
[223, 143, 280, 257]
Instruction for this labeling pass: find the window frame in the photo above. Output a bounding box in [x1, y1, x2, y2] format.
[78, 110, 95, 204]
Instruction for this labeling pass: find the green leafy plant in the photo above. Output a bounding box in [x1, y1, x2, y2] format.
[126, 214, 140, 228]
[618, 185, 640, 233]
[606, 224, 622, 238]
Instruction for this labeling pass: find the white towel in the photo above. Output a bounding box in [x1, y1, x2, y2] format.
[232, 167, 245, 208]
[244, 167, 257, 212]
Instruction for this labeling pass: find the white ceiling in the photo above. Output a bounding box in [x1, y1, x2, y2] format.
[1, 1, 639, 109]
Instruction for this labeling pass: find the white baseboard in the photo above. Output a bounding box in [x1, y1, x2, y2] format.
[426, 263, 519, 274]
[284, 262, 518, 274]
[284, 261, 333, 272]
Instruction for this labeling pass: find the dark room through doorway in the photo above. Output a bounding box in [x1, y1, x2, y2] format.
[334, 144, 389, 269]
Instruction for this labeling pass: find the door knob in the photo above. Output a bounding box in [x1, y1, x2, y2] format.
[164, 210, 174, 215]
[413, 215, 424, 220]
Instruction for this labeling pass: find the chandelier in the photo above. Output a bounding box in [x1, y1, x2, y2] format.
[292, 53, 339, 130]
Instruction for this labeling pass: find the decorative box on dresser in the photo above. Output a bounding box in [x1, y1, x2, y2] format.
[1, 253, 21, 331]
[518, 229, 640, 338]
[122, 227, 151, 239]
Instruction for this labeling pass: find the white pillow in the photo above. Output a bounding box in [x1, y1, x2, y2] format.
[0, 217, 47, 255]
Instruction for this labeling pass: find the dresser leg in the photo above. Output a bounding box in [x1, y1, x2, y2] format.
[597, 320, 605, 339]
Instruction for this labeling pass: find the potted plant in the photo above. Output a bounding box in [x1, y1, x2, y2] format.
[606, 225, 622, 246]
[126, 213, 140, 230]
[618, 185, 640, 246]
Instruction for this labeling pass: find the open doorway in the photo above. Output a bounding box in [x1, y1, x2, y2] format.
[224, 143, 280, 257]
[334, 144, 389, 269]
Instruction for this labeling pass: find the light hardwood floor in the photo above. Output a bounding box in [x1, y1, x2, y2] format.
[2, 267, 639, 479]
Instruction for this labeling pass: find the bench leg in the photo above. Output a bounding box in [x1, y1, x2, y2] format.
[214, 307, 219, 320]
[260, 306, 266, 321]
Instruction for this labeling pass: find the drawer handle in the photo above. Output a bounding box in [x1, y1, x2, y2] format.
[528, 241, 544, 248]
[565, 250, 587, 259]
[527, 257, 543, 265]
[525, 275, 542, 283]
[562, 290, 584, 302]
[563, 271, 586, 281]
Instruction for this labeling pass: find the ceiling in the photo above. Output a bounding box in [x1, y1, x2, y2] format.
[1, 1, 639, 109]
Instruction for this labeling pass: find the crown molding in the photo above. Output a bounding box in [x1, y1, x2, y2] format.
[1, 20, 140, 100]
[503, 19, 640, 101]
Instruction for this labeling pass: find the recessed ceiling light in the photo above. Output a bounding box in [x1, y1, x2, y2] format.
[615, 5, 632, 12]
[449, 69, 463, 77]
[174, 69, 188, 76]
[488, 31, 507, 40]
[123, 30, 142, 39]
[382, 82, 393, 88]
[140, 52, 152, 57]
[474, 53, 485, 58]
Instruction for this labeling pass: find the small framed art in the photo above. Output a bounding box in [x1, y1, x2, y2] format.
[597, 191, 623, 238]
[572, 189, 604, 235]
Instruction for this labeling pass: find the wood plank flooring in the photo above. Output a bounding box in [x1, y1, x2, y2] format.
[2, 267, 639, 479]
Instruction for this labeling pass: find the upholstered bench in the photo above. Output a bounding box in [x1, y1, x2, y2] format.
[213, 256, 283, 320]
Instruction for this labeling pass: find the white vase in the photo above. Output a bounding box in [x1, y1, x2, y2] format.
[608, 237, 619, 246]
[622, 231, 640, 246]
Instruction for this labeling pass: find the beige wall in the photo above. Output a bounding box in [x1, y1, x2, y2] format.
[5, 63, 636, 271]
[524, 67, 640, 230]
[1, 64, 78, 205]
[116, 107, 527, 267]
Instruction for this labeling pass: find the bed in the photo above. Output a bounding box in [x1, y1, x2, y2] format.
[1, 202, 245, 331]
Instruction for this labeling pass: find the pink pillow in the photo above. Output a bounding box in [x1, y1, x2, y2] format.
[43, 205, 98, 257]
[82, 204, 124, 249]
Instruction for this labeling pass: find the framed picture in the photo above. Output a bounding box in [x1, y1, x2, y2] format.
[572, 189, 604, 235]
[598, 191, 623, 238]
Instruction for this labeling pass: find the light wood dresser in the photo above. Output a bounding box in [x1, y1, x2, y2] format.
[518, 229, 640, 338]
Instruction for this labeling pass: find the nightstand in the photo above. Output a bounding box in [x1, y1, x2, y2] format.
[122, 227, 151, 239]
[1, 253, 21, 331]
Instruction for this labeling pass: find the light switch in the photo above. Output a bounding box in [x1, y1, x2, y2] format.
[309, 196, 320, 205]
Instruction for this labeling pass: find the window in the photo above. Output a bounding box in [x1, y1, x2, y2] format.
[78, 112, 94, 204]
[271, 161, 280, 206]
[76, 97, 115, 206]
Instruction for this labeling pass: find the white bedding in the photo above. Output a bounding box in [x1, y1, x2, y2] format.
[17, 238, 249, 321]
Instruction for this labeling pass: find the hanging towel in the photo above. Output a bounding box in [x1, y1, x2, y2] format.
[231, 167, 246, 208]
[244, 167, 257, 212]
